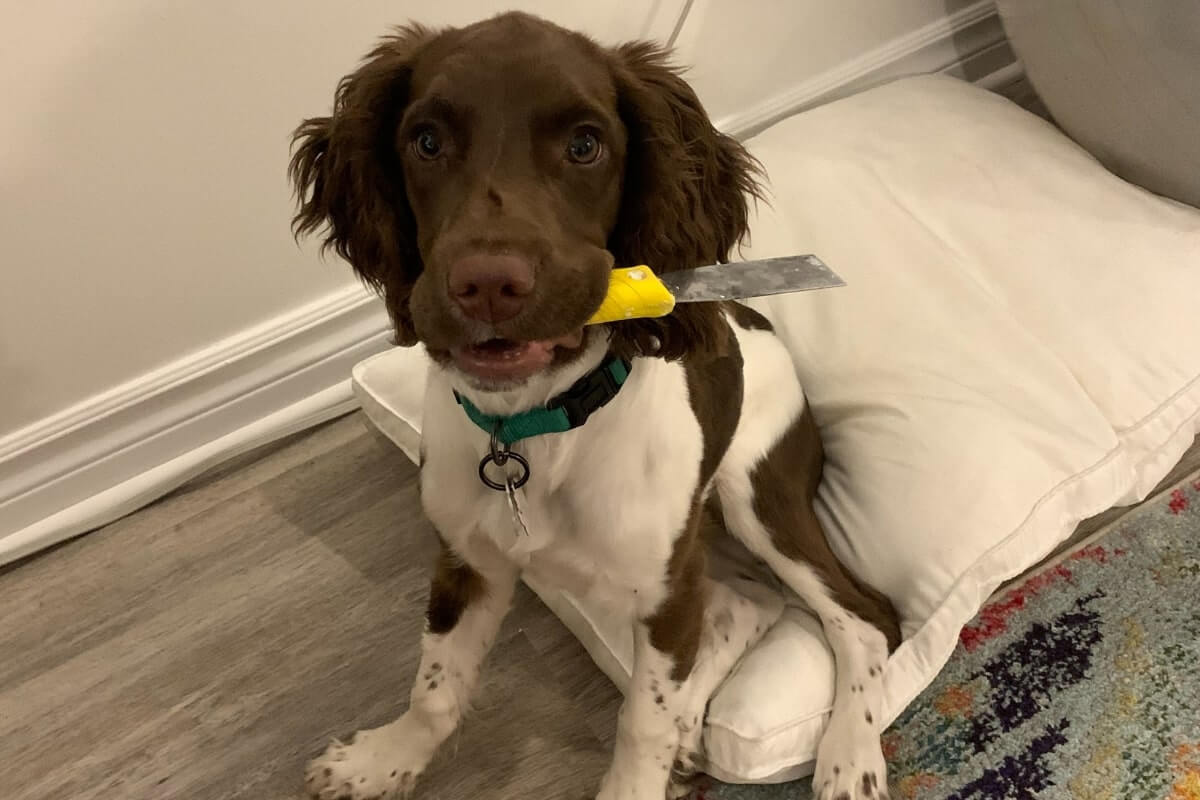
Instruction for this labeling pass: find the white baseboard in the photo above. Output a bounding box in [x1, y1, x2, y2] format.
[0, 4, 1021, 568]
[716, 0, 1013, 139]
[0, 384, 361, 566]
[0, 285, 393, 566]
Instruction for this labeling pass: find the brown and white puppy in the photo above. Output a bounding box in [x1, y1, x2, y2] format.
[290, 12, 899, 800]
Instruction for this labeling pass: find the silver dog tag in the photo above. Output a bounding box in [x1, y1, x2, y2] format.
[505, 478, 530, 539]
[504, 479, 537, 566]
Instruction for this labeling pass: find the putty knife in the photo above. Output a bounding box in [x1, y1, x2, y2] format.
[587, 255, 844, 325]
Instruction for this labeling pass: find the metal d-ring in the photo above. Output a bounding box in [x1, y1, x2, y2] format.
[478, 450, 530, 491]
[478, 424, 530, 491]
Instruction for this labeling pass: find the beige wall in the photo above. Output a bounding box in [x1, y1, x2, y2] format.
[0, 0, 976, 440]
[0, 1, 678, 438]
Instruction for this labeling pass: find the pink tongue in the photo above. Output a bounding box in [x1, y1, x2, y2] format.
[454, 339, 552, 381]
[472, 340, 548, 359]
[473, 330, 582, 357]
[454, 330, 585, 380]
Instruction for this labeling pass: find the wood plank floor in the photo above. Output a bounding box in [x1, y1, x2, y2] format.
[3, 411, 1195, 800]
[0, 413, 622, 800]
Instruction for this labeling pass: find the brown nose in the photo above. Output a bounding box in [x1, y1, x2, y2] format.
[448, 254, 535, 324]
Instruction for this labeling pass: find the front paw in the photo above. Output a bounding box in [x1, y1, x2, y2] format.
[812, 728, 890, 800]
[304, 725, 428, 800]
[667, 719, 704, 799]
[595, 750, 677, 800]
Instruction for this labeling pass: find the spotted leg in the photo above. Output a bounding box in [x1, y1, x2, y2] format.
[667, 579, 785, 798]
[305, 544, 517, 800]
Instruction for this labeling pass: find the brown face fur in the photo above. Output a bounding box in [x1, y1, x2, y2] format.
[289, 12, 762, 382]
[401, 17, 625, 358]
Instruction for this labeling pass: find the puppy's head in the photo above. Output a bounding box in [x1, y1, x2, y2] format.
[290, 12, 761, 390]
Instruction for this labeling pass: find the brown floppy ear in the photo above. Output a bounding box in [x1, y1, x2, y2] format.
[289, 24, 434, 346]
[607, 41, 764, 361]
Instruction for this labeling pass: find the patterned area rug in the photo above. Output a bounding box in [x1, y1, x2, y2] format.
[692, 472, 1200, 800]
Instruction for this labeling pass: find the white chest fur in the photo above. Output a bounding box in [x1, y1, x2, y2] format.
[419, 351, 704, 618]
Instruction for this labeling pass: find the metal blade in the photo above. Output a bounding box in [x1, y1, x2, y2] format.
[658, 255, 845, 303]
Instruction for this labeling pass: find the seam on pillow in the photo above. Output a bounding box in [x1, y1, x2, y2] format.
[706, 703, 832, 739]
[1112, 370, 1200, 435]
[883, 439, 1127, 680]
[1125, 400, 1200, 489]
[883, 383, 1200, 727]
[879, 393, 1200, 752]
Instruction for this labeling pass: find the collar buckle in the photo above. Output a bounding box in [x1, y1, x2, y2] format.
[548, 363, 624, 427]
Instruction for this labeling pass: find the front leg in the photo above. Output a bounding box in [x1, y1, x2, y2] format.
[306, 542, 517, 800]
[668, 579, 785, 797]
[597, 537, 707, 800]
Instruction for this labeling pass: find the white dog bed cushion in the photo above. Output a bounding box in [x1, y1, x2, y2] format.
[351, 74, 1200, 784]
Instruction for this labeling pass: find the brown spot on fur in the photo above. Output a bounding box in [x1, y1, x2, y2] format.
[288, 24, 434, 347]
[863, 773, 874, 795]
[426, 542, 486, 635]
[749, 405, 903, 651]
[866, 710, 873, 723]
[725, 301, 773, 332]
[643, 321, 744, 682]
[682, 322, 743, 488]
[605, 47, 763, 363]
[645, 501, 708, 682]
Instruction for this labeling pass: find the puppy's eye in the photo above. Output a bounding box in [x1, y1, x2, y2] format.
[566, 130, 601, 164]
[413, 128, 442, 160]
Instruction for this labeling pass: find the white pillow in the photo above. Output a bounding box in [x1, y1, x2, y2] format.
[351, 74, 1200, 784]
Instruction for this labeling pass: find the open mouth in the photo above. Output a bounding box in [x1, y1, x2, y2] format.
[451, 329, 585, 383]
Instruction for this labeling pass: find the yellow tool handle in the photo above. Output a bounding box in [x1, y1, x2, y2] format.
[586, 266, 677, 325]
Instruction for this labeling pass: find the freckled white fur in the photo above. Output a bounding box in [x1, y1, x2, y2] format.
[305, 561, 517, 799]
[668, 580, 785, 797]
[306, 321, 892, 800]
